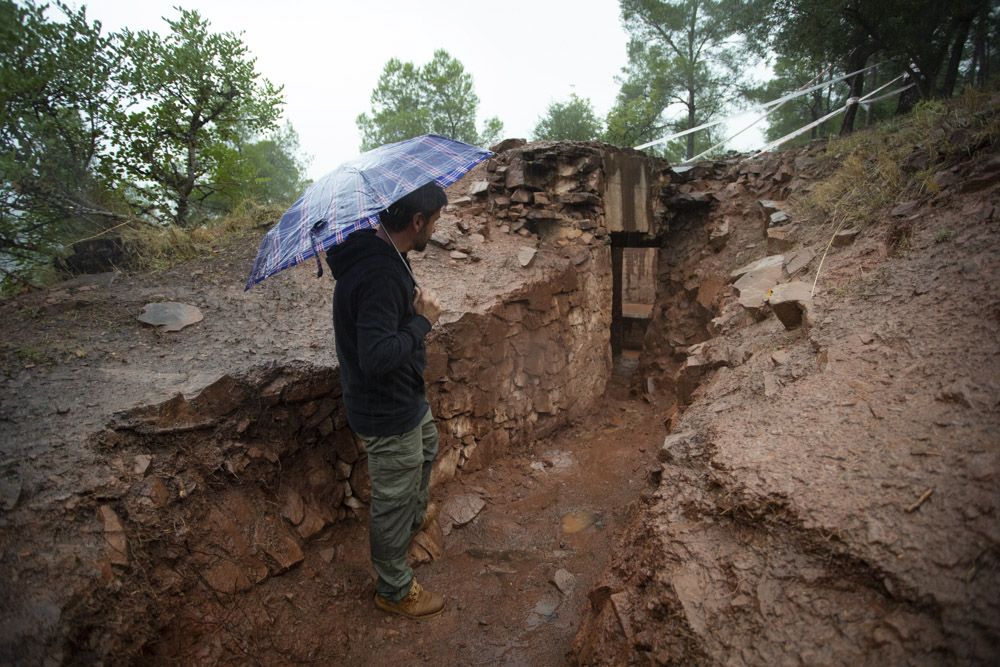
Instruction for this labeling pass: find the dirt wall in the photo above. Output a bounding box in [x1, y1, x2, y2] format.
[572, 132, 1000, 664]
[52, 244, 612, 661]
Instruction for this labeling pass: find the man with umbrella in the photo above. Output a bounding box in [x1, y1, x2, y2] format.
[247, 135, 492, 620]
[327, 181, 447, 619]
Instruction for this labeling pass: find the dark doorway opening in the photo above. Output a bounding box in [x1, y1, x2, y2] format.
[610, 232, 659, 361]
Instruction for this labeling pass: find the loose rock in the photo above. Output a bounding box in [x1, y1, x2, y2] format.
[137, 302, 203, 332]
[730, 255, 785, 281]
[441, 493, 486, 534]
[833, 227, 860, 247]
[552, 568, 577, 596]
[767, 281, 814, 329]
[518, 247, 538, 268]
[98, 505, 129, 566]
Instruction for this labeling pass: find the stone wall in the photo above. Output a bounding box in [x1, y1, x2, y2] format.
[463, 140, 666, 245]
[426, 248, 612, 481]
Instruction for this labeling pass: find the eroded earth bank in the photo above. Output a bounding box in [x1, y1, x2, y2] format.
[1, 102, 999, 665]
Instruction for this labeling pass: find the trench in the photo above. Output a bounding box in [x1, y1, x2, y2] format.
[55, 141, 719, 664]
[65, 263, 677, 664]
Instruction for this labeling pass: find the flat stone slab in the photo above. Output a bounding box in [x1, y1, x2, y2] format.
[833, 227, 861, 247]
[730, 255, 785, 281]
[518, 246, 538, 268]
[137, 302, 203, 332]
[785, 247, 816, 276]
[441, 493, 486, 534]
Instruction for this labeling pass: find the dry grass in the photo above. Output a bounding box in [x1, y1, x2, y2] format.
[793, 89, 1000, 232]
[121, 201, 284, 271]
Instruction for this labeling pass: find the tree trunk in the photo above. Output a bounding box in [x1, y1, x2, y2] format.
[943, 16, 973, 97]
[972, 7, 990, 86]
[686, 88, 695, 160]
[839, 50, 869, 136]
[175, 143, 198, 228]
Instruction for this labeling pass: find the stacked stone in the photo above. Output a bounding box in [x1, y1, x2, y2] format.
[100, 362, 370, 594]
[425, 255, 612, 482]
[461, 140, 614, 247]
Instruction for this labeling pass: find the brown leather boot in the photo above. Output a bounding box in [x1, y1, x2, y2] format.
[374, 578, 445, 619]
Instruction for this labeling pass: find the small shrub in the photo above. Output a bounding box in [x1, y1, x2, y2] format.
[934, 228, 954, 243]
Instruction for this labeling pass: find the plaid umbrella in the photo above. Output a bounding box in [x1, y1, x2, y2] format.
[245, 134, 493, 290]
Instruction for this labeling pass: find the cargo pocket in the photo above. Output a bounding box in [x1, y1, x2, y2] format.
[367, 444, 423, 504]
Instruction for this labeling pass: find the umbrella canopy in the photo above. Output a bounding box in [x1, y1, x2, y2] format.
[245, 134, 493, 290]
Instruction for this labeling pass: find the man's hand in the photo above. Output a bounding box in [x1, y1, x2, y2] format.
[413, 286, 442, 325]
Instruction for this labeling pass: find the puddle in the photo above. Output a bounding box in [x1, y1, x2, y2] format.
[561, 510, 599, 534]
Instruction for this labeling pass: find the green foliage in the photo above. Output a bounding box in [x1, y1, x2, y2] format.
[357, 50, 502, 150]
[606, 0, 745, 159]
[0, 3, 299, 293]
[116, 8, 284, 227]
[479, 116, 504, 147]
[0, 0, 125, 283]
[733, 0, 999, 109]
[206, 122, 307, 213]
[533, 94, 603, 141]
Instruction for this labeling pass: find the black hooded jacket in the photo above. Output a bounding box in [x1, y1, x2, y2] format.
[327, 229, 431, 437]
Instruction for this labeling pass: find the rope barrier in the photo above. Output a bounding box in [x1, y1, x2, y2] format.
[751, 73, 905, 157]
[682, 66, 833, 164]
[633, 62, 880, 151]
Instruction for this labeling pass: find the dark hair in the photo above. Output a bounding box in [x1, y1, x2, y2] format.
[379, 182, 447, 232]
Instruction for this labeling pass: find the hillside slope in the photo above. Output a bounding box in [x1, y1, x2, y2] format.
[572, 97, 1000, 665]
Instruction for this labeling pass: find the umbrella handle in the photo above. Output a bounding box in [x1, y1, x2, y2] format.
[310, 221, 326, 278]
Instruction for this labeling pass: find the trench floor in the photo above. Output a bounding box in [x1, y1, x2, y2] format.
[151, 354, 667, 665]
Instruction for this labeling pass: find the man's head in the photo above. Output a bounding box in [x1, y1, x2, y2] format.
[379, 182, 447, 252]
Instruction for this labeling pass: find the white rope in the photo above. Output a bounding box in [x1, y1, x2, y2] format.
[683, 66, 833, 164]
[751, 73, 906, 156]
[633, 62, 880, 151]
[860, 82, 915, 106]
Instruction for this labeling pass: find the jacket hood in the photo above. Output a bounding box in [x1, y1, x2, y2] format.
[326, 229, 404, 281]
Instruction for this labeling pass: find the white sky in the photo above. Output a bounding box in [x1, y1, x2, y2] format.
[76, 0, 765, 179]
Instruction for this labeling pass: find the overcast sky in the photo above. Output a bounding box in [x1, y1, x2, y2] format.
[77, 0, 765, 179]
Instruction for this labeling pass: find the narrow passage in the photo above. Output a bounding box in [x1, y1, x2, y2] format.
[152, 359, 666, 665]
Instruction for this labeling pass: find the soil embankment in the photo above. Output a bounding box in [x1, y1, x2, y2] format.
[573, 109, 1000, 664]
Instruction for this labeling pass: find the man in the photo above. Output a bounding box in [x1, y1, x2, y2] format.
[327, 181, 447, 620]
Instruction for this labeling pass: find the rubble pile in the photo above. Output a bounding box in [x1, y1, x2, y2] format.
[635, 145, 830, 407]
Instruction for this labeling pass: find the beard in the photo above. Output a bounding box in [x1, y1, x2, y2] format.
[413, 226, 432, 252]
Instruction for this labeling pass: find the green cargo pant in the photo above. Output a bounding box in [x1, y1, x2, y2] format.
[357, 406, 439, 602]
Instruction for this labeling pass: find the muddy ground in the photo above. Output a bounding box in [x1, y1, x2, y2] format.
[140, 358, 666, 665]
[572, 145, 1000, 663]
[1, 123, 999, 666]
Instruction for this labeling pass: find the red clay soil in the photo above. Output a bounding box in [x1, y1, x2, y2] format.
[144, 362, 666, 665]
[572, 145, 1000, 663]
[2, 122, 998, 666]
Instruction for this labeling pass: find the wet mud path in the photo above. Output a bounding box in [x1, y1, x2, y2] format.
[151, 359, 666, 665]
